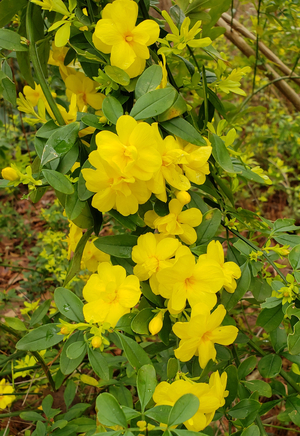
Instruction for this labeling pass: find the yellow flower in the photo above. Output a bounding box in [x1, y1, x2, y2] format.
[147, 124, 190, 202]
[0, 379, 16, 410]
[156, 246, 224, 313]
[82, 158, 151, 216]
[199, 241, 241, 293]
[144, 199, 202, 245]
[153, 372, 226, 432]
[180, 142, 212, 185]
[48, 42, 74, 80]
[65, 72, 105, 111]
[132, 232, 180, 294]
[158, 12, 211, 56]
[82, 239, 111, 272]
[20, 299, 40, 315]
[31, 0, 70, 16]
[93, 0, 159, 78]
[1, 167, 20, 181]
[66, 222, 82, 260]
[95, 115, 162, 181]
[173, 303, 238, 368]
[157, 54, 168, 89]
[83, 262, 141, 327]
[216, 61, 251, 96]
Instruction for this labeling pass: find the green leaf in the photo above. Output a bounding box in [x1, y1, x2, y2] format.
[241, 425, 260, 436]
[289, 244, 300, 270]
[116, 331, 151, 370]
[157, 93, 187, 122]
[238, 356, 257, 380]
[207, 88, 226, 117]
[167, 357, 179, 380]
[102, 95, 123, 124]
[274, 233, 300, 248]
[30, 300, 51, 327]
[66, 341, 87, 360]
[222, 263, 251, 311]
[5, 317, 26, 331]
[64, 380, 77, 409]
[60, 331, 86, 375]
[41, 122, 79, 166]
[288, 320, 300, 355]
[63, 228, 93, 286]
[131, 308, 154, 335]
[225, 365, 238, 406]
[110, 385, 133, 408]
[257, 354, 282, 378]
[88, 347, 110, 380]
[2, 77, 16, 106]
[137, 364, 157, 412]
[141, 282, 164, 307]
[16, 324, 63, 351]
[256, 305, 283, 333]
[145, 405, 172, 424]
[54, 287, 84, 322]
[168, 394, 199, 426]
[0, 29, 28, 51]
[0, 0, 28, 27]
[130, 88, 177, 120]
[20, 411, 44, 422]
[96, 393, 127, 428]
[108, 210, 137, 231]
[196, 208, 222, 244]
[228, 399, 261, 419]
[243, 380, 272, 398]
[42, 169, 74, 195]
[161, 117, 206, 145]
[93, 235, 138, 258]
[105, 65, 130, 86]
[65, 190, 85, 221]
[135, 65, 163, 99]
[210, 133, 234, 173]
[270, 326, 287, 353]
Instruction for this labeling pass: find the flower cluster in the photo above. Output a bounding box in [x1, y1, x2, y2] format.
[132, 236, 241, 313]
[82, 115, 212, 216]
[153, 371, 228, 431]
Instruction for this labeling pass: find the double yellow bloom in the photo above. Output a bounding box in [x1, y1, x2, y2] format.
[93, 0, 160, 78]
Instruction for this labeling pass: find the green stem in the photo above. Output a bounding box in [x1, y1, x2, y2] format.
[223, 223, 288, 284]
[252, 0, 262, 92]
[0, 323, 56, 392]
[255, 416, 268, 436]
[26, 3, 65, 126]
[238, 75, 300, 114]
[263, 423, 300, 433]
[188, 46, 208, 130]
[0, 411, 40, 418]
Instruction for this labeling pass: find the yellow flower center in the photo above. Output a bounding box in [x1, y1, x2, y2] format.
[145, 256, 160, 274]
[125, 35, 133, 42]
[105, 282, 119, 303]
[202, 331, 212, 342]
[184, 276, 196, 289]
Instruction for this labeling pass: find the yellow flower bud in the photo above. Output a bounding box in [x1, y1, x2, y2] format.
[137, 421, 147, 431]
[1, 167, 20, 181]
[60, 326, 70, 335]
[149, 312, 164, 336]
[99, 116, 107, 124]
[176, 190, 191, 205]
[91, 335, 102, 348]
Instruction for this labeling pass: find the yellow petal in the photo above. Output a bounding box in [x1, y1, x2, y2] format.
[116, 115, 138, 144]
[133, 20, 160, 45]
[111, 40, 136, 70]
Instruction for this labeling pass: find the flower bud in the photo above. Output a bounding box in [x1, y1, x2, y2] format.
[92, 335, 102, 348]
[1, 167, 20, 181]
[176, 191, 191, 205]
[60, 326, 70, 335]
[149, 312, 164, 336]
